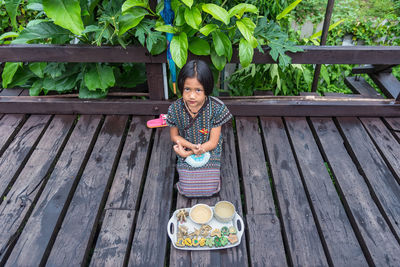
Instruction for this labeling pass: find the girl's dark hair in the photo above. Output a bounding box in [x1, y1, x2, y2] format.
[177, 60, 214, 96]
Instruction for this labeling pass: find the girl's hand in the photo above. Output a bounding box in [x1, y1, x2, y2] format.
[173, 140, 193, 158]
[192, 144, 206, 155]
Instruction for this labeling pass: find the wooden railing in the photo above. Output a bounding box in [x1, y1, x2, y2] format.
[0, 44, 400, 116]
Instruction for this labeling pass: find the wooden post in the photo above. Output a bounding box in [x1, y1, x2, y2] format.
[311, 0, 335, 92]
[146, 63, 164, 100]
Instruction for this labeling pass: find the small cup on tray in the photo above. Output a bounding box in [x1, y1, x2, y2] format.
[214, 201, 236, 223]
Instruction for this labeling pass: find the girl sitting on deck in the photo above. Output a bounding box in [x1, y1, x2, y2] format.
[166, 60, 232, 198]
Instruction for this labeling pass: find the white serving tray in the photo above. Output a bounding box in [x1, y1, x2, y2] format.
[167, 207, 244, 250]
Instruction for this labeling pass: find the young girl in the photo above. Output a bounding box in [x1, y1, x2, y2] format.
[166, 60, 232, 198]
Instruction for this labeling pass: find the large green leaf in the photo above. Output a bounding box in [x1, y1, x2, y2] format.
[2, 62, 21, 88]
[5, 0, 22, 30]
[184, 7, 202, 30]
[12, 21, 71, 44]
[154, 25, 177, 33]
[276, 0, 303, 20]
[228, 3, 258, 19]
[189, 37, 210, 55]
[239, 38, 253, 67]
[202, 4, 229, 25]
[30, 80, 44, 96]
[84, 64, 115, 91]
[236, 18, 257, 47]
[43, 0, 84, 35]
[199, 24, 217, 36]
[181, 0, 193, 8]
[170, 32, 188, 68]
[122, 0, 149, 13]
[79, 87, 108, 98]
[320, 64, 330, 85]
[29, 62, 47, 78]
[0, 32, 19, 41]
[119, 8, 148, 36]
[211, 30, 232, 60]
[43, 75, 77, 92]
[210, 46, 226, 71]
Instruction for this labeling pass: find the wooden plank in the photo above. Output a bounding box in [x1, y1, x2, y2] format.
[46, 115, 128, 266]
[89, 116, 153, 267]
[260, 117, 328, 266]
[337, 117, 400, 237]
[0, 89, 23, 96]
[146, 63, 164, 100]
[4, 115, 102, 266]
[285, 117, 367, 266]
[105, 116, 153, 210]
[169, 194, 191, 267]
[369, 72, 400, 99]
[0, 115, 51, 199]
[235, 117, 276, 214]
[299, 92, 319, 96]
[0, 115, 75, 262]
[128, 127, 175, 266]
[384, 117, 400, 141]
[344, 77, 383, 98]
[236, 117, 287, 266]
[0, 114, 25, 157]
[2, 45, 400, 64]
[310, 117, 400, 265]
[360, 117, 400, 182]
[0, 97, 399, 117]
[89, 209, 136, 267]
[246, 214, 286, 267]
[218, 123, 248, 266]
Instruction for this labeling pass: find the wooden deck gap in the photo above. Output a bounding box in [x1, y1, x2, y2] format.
[0, 115, 54, 208]
[122, 126, 157, 267]
[0, 115, 78, 265]
[0, 114, 28, 159]
[83, 116, 132, 266]
[382, 118, 400, 144]
[307, 118, 375, 264]
[359, 118, 400, 185]
[231, 117, 247, 218]
[39, 115, 106, 266]
[282, 117, 334, 267]
[332, 117, 400, 244]
[258, 117, 292, 266]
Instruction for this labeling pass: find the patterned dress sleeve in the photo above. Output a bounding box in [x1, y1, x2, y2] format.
[166, 101, 179, 127]
[211, 97, 233, 128]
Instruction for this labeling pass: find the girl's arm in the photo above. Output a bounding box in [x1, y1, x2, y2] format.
[170, 127, 196, 150]
[193, 126, 221, 155]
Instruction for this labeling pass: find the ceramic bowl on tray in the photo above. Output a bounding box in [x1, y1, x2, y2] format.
[189, 204, 213, 224]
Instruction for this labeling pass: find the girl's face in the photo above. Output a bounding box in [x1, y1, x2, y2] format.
[182, 77, 206, 111]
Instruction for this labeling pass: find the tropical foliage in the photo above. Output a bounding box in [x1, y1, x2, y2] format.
[0, 0, 300, 98]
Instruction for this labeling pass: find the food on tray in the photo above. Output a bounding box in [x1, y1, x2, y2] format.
[221, 226, 229, 236]
[189, 204, 213, 224]
[184, 237, 192, 246]
[199, 238, 206, 247]
[229, 226, 237, 234]
[214, 201, 236, 223]
[176, 209, 189, 223]
[176, 238, 185, 247]
[228, 234, 238, 244]
[205, 237, 214, 247]
[177, 225, 188, 239]
[221, 236, 229, 246]
[210, 228, 221, 238]
[200, 224, 212, 237]
[214, 236, 222, 247]
[192, 237, 200, 246]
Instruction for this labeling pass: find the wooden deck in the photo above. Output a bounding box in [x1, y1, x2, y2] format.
[0, 106, 399, 266]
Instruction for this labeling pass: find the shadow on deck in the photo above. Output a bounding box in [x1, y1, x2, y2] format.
[0, 103, 399, 266]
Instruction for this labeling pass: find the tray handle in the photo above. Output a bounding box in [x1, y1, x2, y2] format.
[167, 217, 175, 241]
[235, 215, 245, 237]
